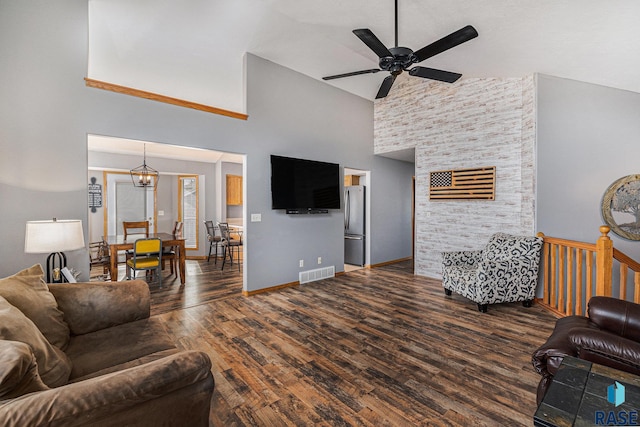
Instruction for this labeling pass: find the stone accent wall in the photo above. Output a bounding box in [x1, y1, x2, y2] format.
[374, 75, 536, 278]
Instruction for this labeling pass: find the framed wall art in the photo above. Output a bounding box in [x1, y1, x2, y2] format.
[601, 174, 640, 240]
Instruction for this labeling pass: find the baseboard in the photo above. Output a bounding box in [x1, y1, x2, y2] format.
[242, 281, 299, 297]
[534, 298, 565, 318]
[370, 257, 413, 269]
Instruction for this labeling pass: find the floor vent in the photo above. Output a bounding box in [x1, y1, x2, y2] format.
[299, 266, 335, 284]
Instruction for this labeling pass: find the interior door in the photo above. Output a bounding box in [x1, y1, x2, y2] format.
[178, 175, 198, 249]
[105, 172, 156, 237]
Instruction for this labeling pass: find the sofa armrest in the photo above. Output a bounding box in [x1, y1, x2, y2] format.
[442, 250, 482, 267]
[531, 316, 594, 377]
[588, 296, 640, 341]
[48, 280, 150, 335]
[0, 350, 214, 427]
[569, 328, 640, 375]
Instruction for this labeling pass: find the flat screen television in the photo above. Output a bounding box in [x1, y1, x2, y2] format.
[270, 155, 341, 214]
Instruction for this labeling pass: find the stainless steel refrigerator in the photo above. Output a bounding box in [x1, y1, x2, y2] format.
[344, 185, 365, 266]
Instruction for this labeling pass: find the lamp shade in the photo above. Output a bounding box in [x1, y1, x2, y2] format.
[25, 219, 85, 253]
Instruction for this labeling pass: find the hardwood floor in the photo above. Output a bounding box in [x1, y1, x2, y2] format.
[149, 258, 243, 316]
[148, 260, 557, 426]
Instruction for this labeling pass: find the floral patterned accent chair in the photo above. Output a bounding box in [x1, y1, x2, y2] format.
[442, 233, 543, 312]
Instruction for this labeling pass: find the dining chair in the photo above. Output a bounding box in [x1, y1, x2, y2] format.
[123, 221, 150, 239]
[123, 221, 150, 261]
[217, 222, 242, 272]
[126, 237, 162, 287]
[204, 220, 222, 264]
[162, 221, 183, 276]
[88, 239, 110, 281]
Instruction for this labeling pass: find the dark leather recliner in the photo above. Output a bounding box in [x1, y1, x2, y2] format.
[532, 296, 640, 405]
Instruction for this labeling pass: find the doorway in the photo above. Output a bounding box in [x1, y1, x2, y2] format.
[87, 134, 245, 261]
[344, 168, 370, 272]
[105, 171, 156, 237]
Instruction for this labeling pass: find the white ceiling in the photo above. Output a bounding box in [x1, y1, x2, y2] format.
[89, 0, 640, 115]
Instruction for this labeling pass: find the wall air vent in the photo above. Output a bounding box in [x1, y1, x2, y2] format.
[299, 266, 335, 284]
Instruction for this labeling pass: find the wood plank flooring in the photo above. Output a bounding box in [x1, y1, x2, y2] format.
[148, 260, 557, 426]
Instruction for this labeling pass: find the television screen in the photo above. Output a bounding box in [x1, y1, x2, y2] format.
[271, 155, 340, 212]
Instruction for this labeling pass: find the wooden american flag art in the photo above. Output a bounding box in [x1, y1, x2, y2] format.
[429, 166, 496, 200]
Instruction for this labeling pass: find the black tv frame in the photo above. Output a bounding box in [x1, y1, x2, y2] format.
[270, 155, 340, 214]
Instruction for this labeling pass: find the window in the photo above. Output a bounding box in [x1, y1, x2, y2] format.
[178, 176, 198, 249]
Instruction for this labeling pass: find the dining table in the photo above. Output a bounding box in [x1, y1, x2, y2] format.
[104, 232, 186, 284]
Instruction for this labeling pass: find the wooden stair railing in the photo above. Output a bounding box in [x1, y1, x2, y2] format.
[537, 226, 640, 317]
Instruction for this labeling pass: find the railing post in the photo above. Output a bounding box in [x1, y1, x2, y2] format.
[596, 225, 613, 297]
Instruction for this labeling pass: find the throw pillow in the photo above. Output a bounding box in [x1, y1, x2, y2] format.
[0, 264, 70, 350]
[0, 340, 49, 399]
[0, 296, 72, 387]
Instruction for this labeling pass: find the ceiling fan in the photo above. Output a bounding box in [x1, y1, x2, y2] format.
[322, 0, 478, 99]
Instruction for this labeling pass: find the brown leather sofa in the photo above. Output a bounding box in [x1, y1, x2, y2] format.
[532, 296, 640, 405]
[0, 265, 214, 426]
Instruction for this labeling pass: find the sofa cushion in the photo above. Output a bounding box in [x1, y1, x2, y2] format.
[64, 317, 176, 380]
[48, 280, 150, 336]
[0, 296, 71, 387]
[0, 340, 49, 400]
[0, 265, 70, 350]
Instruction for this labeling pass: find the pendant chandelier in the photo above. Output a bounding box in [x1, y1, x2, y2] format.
[130, 144, 159, 188]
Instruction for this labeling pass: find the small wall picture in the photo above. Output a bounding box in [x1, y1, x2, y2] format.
[602, 174, 640, 240]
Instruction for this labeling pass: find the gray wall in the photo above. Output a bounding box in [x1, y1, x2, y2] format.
[537, 74, 640, 260]
[0, 0, 414, 291]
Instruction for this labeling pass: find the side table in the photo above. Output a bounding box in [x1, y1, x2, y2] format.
[534, 356, 640, 426]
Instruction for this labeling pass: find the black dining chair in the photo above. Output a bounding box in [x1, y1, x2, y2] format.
[217, 222, 242, 272]
[204, 220, 222, 264]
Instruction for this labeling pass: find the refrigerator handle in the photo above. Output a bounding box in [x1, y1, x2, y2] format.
[344, 190, 350, 230]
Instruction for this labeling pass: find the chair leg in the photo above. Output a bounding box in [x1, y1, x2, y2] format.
[207, 242, 213, 262]
[523, 300, 533, 308]
[221, 246, 227, 270]
[444, 288, 452, 296]
[477, 303, 488, 313]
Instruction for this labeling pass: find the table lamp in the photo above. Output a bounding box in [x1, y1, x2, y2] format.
[24, 218, 85, 283]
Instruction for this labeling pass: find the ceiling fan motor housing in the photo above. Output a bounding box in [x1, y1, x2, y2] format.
[380, 46, 415, 75]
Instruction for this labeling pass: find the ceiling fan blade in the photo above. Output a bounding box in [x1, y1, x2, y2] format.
[412, 25, 478, 63]
[322, 69, 382, 81]
[408, 66, 462, 83]
[375, 74, 396, 99]
[353, 29, 393, 59]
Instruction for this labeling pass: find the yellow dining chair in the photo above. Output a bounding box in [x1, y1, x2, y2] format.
[126, 238, 162, 287]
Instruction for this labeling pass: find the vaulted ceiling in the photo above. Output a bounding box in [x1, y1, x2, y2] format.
[89, 0, 640, 114]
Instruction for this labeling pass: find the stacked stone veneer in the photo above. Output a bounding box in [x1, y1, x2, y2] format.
[374, 75, 536, 279]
